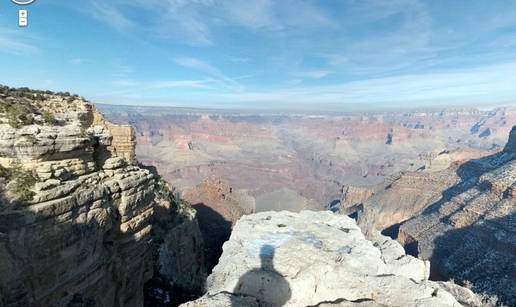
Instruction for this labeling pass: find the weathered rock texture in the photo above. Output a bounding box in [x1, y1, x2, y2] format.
[355, 126, 516, 306]
[184, 211, 481, 307]
[395, 127, 516, 306]
[0, 88, 205, 307]
[337, 185, 374, 214]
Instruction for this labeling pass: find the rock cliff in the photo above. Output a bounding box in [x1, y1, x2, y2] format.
[184, 211, 483, 307]
[0, 87, 205, 307]
[396, 126, 516, 306]
[354, 126, 516, 306]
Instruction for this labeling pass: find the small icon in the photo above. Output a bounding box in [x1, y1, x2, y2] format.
[12, 0, 36, 5]
[19, 9, 28, 27]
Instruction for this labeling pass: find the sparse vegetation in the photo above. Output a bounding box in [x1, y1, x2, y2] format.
[79, 127, 88, 138]
[0, 85, 80, 99]
[0, 102, 36, 128]
[42, 110, 57, 125]
[0, 85, 88, 128]
[0, 160, 37, 204]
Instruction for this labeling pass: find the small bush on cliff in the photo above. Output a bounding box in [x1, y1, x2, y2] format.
[153, 179, 191, 224]
[79, 127, 88, 138]
[42, 110, 57, 125]
[1, 161, 37, 203]
[1, 101, 36, 128]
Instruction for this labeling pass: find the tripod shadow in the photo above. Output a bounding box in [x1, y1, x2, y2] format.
[232, 244, 291, 306]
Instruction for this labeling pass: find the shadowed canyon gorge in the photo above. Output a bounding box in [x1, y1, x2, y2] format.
[0, 86, 514, 307]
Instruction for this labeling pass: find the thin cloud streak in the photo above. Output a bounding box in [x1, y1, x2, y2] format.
[174, 56, 244, 92]
[217, 63, 516, 107]
[89, 1, 135, 31]
[0, 29, 38, 55]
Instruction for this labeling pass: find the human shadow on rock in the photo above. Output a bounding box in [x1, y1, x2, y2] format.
[232, 244, 291, 307]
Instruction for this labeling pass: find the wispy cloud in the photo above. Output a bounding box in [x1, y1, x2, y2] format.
[215, 63, 516, 107]
[174, 56, 243, 91]
[84, 0, 337, 46]
[89, 1, 135, 31]
[0, 29, 38, 55]
[151, 79, 213, 90]
[102, 78, 215, 98]
[293, 70, 331, 79]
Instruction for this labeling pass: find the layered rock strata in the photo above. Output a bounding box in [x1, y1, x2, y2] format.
[184, 211, 481, 307]
[0, 89, 205, 307]
[396, 126, 516, 305]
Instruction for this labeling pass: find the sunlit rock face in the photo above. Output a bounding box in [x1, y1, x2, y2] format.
[396, 126, 516, 306]
[184, 211, 480, 307]
[354, 126, 516, 306]
[0, 88, 205, 307]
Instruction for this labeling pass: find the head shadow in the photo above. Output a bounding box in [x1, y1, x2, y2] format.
[231, 244, 291, 306]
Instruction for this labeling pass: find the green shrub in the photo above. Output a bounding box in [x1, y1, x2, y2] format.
[42, 110, 57, 125]
[3, 103, 35, 128]
[79, 127, 88, 138]
[4, 161, 37, 202]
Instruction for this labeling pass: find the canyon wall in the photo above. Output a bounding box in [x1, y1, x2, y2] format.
[98, 104, 516, 209]
[353, 126, 516, 305]
[0, 89, 205, 307]
[396, 127, 516, 305]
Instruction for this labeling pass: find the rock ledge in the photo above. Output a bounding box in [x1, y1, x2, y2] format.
[184, 211, 478, 307]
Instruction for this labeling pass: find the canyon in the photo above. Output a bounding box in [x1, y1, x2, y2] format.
[99, 104, 516, 214]
[0, 85, 514, 307]
[99, 103, 515, 306]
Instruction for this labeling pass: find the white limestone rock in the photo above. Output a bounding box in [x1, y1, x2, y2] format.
[181, 292, 259, 307]
[189, 211, 466, 307]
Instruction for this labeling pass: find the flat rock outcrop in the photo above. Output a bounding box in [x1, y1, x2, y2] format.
[0, 87, 205, 307]
[184, 211, 479, 307]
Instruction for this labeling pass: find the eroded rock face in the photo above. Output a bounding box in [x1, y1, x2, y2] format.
[397, 148, 516, 305]
[357, 169, 459, 234]
[0, 89, 205, 307]
[359, 126, 516, 306]
[340, 185, 374, 210]
[184, 211, 478, 307]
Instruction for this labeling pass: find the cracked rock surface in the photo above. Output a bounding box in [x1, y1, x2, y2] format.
[184, 211, 476, 307]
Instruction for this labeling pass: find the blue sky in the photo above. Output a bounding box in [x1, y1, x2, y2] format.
[1, 0, 516, 110]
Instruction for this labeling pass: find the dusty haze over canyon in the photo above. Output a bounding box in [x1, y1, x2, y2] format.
[99, 104, 515, 211]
